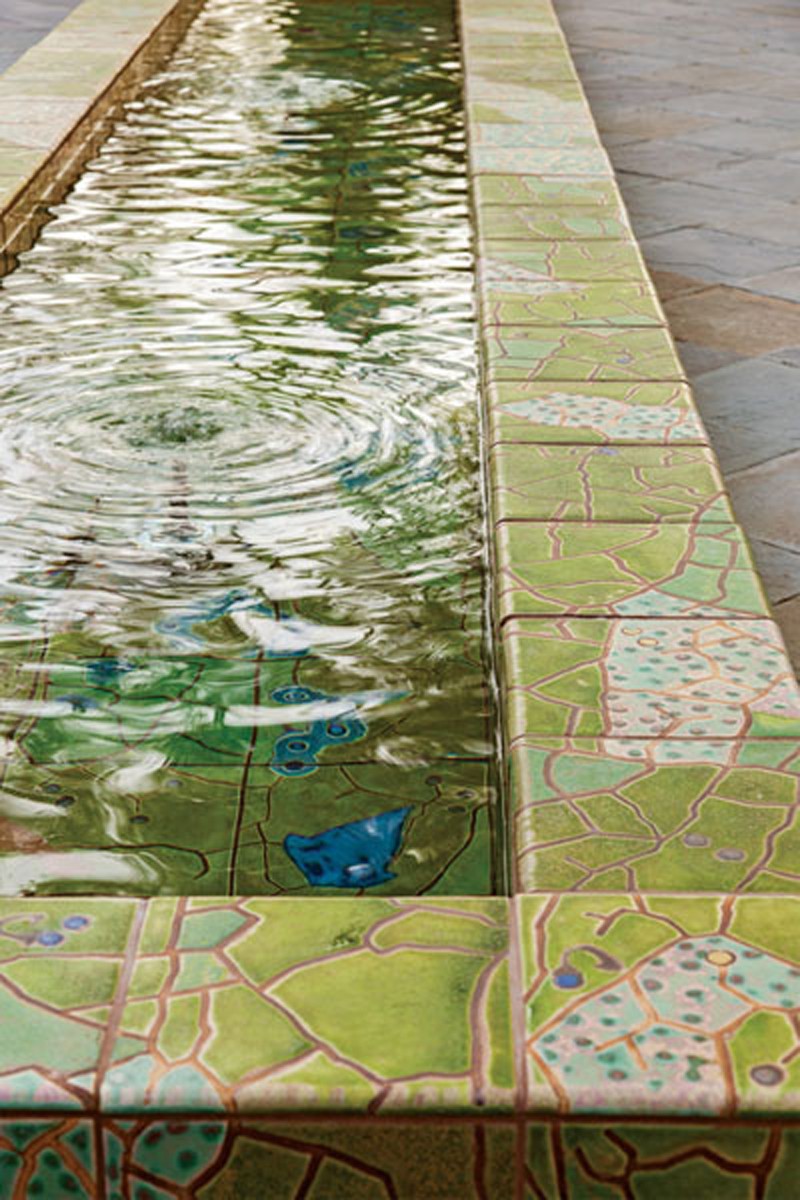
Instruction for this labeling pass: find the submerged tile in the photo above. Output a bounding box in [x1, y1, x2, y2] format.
[487, 380, 705, 443]
[490, 444, 731, 524]
[100, 896, 513, 1113]
[0, 760, 498, 897]
[482, 326, 685, 383]
[496, 522, 768, 619]
[102, 1116, 517, 1197]
[518, 892, 800, 1116]
[510, 737, 800, 893]
[502, 617, 800, 740]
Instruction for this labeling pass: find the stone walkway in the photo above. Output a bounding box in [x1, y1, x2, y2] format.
[0, 0, 82, 73]
[555, 0, 800, 670]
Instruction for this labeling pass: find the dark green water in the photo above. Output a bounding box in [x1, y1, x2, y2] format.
[0, 0, 498, 896]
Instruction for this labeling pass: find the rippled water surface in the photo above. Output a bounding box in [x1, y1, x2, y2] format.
[0, 0, 498, 895]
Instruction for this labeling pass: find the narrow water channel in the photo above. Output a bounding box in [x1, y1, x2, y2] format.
[0, 0, 499, 896]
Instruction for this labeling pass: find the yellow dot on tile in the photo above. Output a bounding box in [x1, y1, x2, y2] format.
[707, 950, 736, 967]
[638, 637, 659, 647]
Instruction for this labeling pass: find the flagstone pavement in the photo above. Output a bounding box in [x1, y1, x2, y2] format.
[555, 0, 800, 671]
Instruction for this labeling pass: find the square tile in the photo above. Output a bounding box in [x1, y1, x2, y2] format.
[474, 176, 622, 207]
[487, 381, 705, 444]
[510, 737, 800, 892]
[502, 617, 800, 740]
[476, 207, 633, 243]
[471, 145, 610, 175]
[518, 892, 800, 1116]
[479, 240, 650, 289]
[0, 759, 498, 897]
[496, 522, 768, 619]
[0, 898, 138, 1108]
[482, 274, 662, 324]
[467, 89, 590, 126]
[482, 327, 684, 383]
[490, 444, 731, 524]
[100, 897, 514, 1113]
[102, 1116, 518, 1197]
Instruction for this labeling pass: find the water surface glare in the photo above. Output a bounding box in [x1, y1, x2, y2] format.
[0, 0, 498, 896]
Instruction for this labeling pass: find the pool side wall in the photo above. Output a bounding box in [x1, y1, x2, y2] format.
[0, 0, 799, 1196]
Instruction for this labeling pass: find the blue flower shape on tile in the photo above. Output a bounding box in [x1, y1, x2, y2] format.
[270, 684, 366, 776]
[284, 807, 411, 888]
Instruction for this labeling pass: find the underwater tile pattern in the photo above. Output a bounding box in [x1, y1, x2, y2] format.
[0, 1119, 97, 1198]
[487, 381, 705, 444]
[518, 892, 800, 1117]
[510, 738, 800, 893]
[526, 1121, 800, 1198]
[101, 1117, 518, 1199]
[496, 522, 768, 620]
[491, 444, 731, 524]
[503, 617, 800, 740]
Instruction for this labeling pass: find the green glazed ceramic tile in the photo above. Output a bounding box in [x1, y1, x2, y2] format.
[527, 1121, 800, 1198]
[487, 381, 705, 443]
[483, 327, 684, 383]
[0, 1119, 96, 1198]
[0, 898, 138, 1107]
[496, 522, 767, 619]
[471, 145, 610, 176]
[477, 208, 633, 243]
[510, 737, 800, 893]
[518, 892, 800, 1116]
[502, 617, 800, 740]
[100, 897, 514, 1113]
[103, 1117, 517, 1198]
[465, 66, 580, 95]
[472, 124, 600, 149]
[0, 760, 497, 897]
[468, 90, 589, 126]
[490, 444, 731, 524]
[474, 176, 622, 207]
[481, 278, 664, 328]
[480, 241, 649, 288]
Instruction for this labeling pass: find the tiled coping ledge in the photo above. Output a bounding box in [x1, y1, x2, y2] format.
[1, 0, 800, 1197]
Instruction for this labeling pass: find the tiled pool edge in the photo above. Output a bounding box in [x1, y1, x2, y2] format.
[0, 0, 799, 1196]
[0, 0, 204, 274]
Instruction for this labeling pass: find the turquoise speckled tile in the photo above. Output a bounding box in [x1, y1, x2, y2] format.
[483, 327, 685, 383]
[486, 381, 705, 444]
[474, 176, 622, 207]
[495, 522, 768, 620]
[480, 275, 664, 328]
[510, 737, 800, 893]
[502, 616, 800, 740]
[490, 444, 730, 523]
[99, 897, 515, 1115]
[0, 1119, 97, 1197]
[517, 892, 800, 1116]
